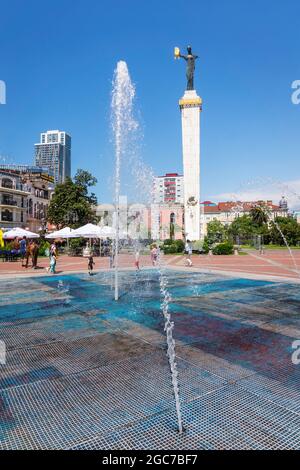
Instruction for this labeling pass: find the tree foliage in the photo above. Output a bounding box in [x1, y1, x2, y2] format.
[269, 216, 300, 246]
[250, 205, 269, 226]
[228, 215, 254, 239]
[47, 169, 98, 228]
[74, 169, 98, 206]
[207, 219, 227, 246]
[215, 212, 300, 248]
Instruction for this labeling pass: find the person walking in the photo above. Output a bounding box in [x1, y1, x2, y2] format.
[31, 240, 39, 269]
[25, 240, 33, 268]
[88, 255, 95, 276]
[20, 236, 27, 267]
[109, 243, 115, 269]
[134, 250, 140, 270]
[13, 237, 20, 251]
[150, 244, 158, 266]
[49, 242, 57, 274]
[185, 240, 193, 267]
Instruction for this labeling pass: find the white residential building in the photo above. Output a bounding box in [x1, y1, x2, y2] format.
[200, 200, 289, 236]
[153, 173, 184, 205]
[0, 171, 30, 228]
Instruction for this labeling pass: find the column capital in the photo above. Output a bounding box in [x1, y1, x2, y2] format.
[179, 90, 202, 110]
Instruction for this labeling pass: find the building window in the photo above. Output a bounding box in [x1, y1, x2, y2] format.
[1, 178, 13, 189]
[1, 209, 13, 222]
[28, 199, 33, 216]
[2, 194, 15, 206]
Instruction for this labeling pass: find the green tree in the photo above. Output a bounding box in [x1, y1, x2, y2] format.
[250, 205, 269, 226]
[207, 219, 227, 246]
[74, 169, 98, 205]
[228, 215, 254, 239]
[47, 170, 98, 228]
[269, 216, 300, 246]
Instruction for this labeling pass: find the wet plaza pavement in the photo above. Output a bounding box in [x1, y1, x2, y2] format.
[1, 269, 300, 449]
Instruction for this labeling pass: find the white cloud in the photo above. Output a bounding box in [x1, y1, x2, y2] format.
[209, 178, 300, 211]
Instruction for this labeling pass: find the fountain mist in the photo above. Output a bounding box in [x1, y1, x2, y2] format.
[111, 61, 137, 300]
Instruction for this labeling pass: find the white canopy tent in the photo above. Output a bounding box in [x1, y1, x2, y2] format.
[98, 226, 127, 239]
[3, 228, 39, 239]
[45, 227, 74, 239]
[70, 224, 127, 256]
[71, 223, 103, 238]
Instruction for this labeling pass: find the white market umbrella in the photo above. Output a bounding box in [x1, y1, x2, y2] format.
[99, 226, 127, 239]
[46, 227, 74, 239]
[3, 227, 39, 239]
[71, 223, 103, 238]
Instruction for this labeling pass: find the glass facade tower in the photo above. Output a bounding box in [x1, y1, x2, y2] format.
[34, 130, 71, 184]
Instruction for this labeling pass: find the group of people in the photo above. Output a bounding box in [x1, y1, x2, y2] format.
[11, 236, 39, 269]
[134, 242, 193, 271]
[12, 236, 58, 273]
[9, 236, 194, 274]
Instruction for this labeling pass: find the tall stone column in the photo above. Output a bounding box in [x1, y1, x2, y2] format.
[179, 90, 202, 241]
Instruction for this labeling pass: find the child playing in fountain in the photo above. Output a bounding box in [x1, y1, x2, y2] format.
[88, 255, 95, 276]
[185, 240, 193, 267]
[150, 244, 158, 266]
[134, 250, 140, 270]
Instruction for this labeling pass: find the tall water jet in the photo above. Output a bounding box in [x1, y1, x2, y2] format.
[110, 61, 184, 434]
[111, 61, 137, 300]
[157, 249, 183, 434]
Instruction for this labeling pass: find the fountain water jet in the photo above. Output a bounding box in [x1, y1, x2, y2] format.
[110, 60, 184, 433]
[157, 249, 184, 434]
[111, 61, 137, 300]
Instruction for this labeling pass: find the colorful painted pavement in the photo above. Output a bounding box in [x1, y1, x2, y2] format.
[0, 270, 300, 449]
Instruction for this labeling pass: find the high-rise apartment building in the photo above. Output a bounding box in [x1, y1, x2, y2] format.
[34, 130, 71, 184]
[153, 173, 184, 204]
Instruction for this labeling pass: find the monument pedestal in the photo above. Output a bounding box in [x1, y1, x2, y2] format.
[179, 90, 202, 241]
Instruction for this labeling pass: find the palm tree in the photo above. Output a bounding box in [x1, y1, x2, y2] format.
[250, 205, 269, 226]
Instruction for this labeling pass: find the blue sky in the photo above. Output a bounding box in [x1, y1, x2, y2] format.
[0, 0, 300, 207]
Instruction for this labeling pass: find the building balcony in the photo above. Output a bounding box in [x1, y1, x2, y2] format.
[0, 185, 30, 196]
[0, 201, 26, 210]
[1, 198, 19, 206]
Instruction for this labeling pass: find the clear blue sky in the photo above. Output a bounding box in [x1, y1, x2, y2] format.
[0, 0, 300, 204]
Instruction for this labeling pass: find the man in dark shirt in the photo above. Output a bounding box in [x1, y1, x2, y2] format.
[20, 236, 27, 267]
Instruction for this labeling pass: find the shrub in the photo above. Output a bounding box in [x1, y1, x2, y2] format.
[4, 241, 13, 250]
[162, 239, 184, 254]
[202, 238, 209, 254]
[38, 239, 50, 256]
[212, 241, 234, 255]
[69, 237, 85, 249]
[173, 239, 184, 252]
[163, 244, 178, 254]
